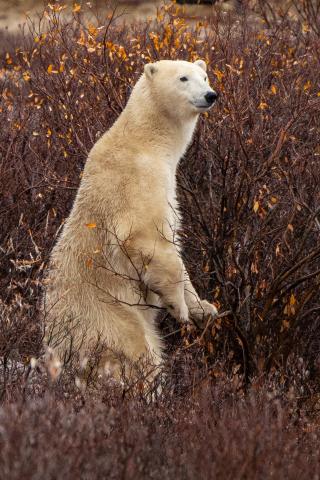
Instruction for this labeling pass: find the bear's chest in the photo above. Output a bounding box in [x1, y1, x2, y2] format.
[164, 169, 180, 235]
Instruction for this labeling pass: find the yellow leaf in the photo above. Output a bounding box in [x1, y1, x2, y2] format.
[22, 71, 31, 81]
[271, 84, 277, 94]
[284, 299, 295, 316]
[290, 293, 296, 306]
[213, 68, 224, 82]
[48, 3, 66, 12]
[6, 52, 12, 65]
[271, 196, 278, 204]
[304, 80, 311, 91]
[73, 3, 81, 12]
[85, 223, 96, 229]
[253, 200, 260, 213]
[317, 92, 320, 97]
[88, 24, 97, 37]
[258, 102, 268, 110]
[47, 64, 53, 73]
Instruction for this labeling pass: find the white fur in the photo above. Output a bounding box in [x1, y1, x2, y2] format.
[44, 60, 218, 374]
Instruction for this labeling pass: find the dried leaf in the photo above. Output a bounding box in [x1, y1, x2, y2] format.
[290, 293, 296, 306]
[253, 200, 260, 213]
[258, 102, 268, 110]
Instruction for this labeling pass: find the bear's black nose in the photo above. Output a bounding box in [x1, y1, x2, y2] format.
[205, 91, 219, 105]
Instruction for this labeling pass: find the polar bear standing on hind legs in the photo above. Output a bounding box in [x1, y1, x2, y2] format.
[44, 59, 219, 378]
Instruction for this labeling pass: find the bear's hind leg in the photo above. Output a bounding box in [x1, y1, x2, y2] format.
[98, 308, 164, 389]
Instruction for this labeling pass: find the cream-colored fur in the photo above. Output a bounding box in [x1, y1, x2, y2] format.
[44, 59, 218, 373]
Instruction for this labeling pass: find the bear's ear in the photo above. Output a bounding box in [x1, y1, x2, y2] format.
[144, 63, 158, 80]
[194, 59, 207, 72]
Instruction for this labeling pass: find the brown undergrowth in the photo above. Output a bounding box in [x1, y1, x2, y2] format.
[0, 1, 320, 477]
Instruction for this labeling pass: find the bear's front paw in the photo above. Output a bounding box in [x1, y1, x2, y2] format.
[189, 299, 218, 328]
[167, 301, 189, 323]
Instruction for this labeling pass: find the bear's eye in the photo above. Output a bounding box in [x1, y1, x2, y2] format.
[180, 76, 188, 82]
[204, 77, 207, 82]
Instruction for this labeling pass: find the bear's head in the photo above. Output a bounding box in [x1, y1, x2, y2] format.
[143, 59, 218, 118]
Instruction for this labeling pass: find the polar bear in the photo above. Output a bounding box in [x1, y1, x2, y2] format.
[44, 59, 218, 374]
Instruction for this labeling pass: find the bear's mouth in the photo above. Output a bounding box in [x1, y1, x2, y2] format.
[191, 102, 213, 111]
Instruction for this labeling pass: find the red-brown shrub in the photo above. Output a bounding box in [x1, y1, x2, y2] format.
[0, 1, 320, 476]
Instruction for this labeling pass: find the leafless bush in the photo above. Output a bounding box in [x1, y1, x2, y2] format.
[1, 364, 320, 480]
[0, 0, 319, 377]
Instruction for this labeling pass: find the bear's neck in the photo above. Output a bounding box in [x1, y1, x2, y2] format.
[117, 80, 199, 169]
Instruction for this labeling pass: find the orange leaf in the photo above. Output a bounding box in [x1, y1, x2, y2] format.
[270, 84, 277, 94]
[86, 258, 93, 268]
[258, 102, 268, 110]
[213, 68, 224, 82]
[282, 319, 290, 330]
[290, 293, 296, 306]
[85, 223, 96, 229]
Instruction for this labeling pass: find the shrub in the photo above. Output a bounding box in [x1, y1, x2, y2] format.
[0, 1, 320, 476]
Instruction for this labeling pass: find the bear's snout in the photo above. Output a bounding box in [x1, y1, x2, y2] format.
[205, 91, 219, 105]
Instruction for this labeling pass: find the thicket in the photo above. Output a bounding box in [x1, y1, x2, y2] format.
[0, 1, 320, 478]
